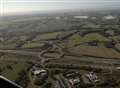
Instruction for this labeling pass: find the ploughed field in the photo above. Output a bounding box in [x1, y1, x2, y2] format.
[67, 45, 120, 59]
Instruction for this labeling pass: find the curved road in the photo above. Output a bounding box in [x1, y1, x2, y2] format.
[0, 48, 120, 69]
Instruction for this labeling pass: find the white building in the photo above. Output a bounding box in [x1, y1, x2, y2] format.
[69, 77, 81, 86]
[82, 72, 99, 84]
[31, 66, 47, 76]
[103, 15, 117, 20]
[55, 17, 61, 20]
[74, 16, 88, 19]
[33, 69, 46, 75]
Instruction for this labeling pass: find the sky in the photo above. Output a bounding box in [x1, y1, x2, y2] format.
[0, 0, 120, 15]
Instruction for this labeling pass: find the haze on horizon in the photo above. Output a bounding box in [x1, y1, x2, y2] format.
[1, 0, 120, 16]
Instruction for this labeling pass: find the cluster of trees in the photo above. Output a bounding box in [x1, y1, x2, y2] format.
[86, 38, 117, 48]
[15, 66, 31, 88]
[15, 70, 30, 88]
[33, 74, 48, 86]
[96, 74, 120, 88]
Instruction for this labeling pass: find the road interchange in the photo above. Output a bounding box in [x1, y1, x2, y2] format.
[0, 42, 120, 70]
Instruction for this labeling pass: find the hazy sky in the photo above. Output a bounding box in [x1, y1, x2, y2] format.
[1, 0, 120, 15]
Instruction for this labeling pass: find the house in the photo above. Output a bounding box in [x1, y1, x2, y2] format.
[31, 66, 47, 76]
[82, 72, 99, 85]
[69, 77, 81, 87]
[31, 66, 48, 85]
[64, 72, 81, 88]
[32, 69, 46, 76]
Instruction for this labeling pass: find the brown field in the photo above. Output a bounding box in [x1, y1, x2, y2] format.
[66, 45, 120, 59]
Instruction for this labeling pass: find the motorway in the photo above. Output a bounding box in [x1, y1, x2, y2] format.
[38, 44, 64, 67]
[0, 50, 38, 56]
[0, 48, 120, 69]
[0, 43, 64, 66]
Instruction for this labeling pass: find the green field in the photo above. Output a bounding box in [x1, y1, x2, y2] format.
[22, 42, 45, 48]
[81, 33, 109, 42]
[0, 36, 27, 49]
[60, 34, 82, 48]
[33, 32, 62, 41]
[1, 62, 28, 81]
[60, 33, 110, 48]
[0, 54, 31, 81]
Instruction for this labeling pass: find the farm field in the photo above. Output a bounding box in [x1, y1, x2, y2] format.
[67, 45, 120, 59]
[81, 33, 109, 42]
[33, 32, 62, 41]
[0, 60, 30, 80]
[22, 42, 45, 49]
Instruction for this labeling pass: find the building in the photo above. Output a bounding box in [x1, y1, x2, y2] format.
[103, 15, 117, 20]
[31, 66, 48, 85]
[69, 77, 81, 88]
[65, 72, 81, 88]
[82, 72, 99, 85]
[32, 69, 46, 76]
[74, 16, 89, 19]
[31, 65, 47, 76]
